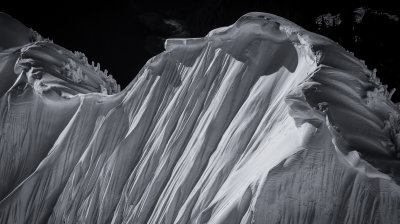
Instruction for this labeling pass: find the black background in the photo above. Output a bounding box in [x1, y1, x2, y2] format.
[1, 0, 399, 99]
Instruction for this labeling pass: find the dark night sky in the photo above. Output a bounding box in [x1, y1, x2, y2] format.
[1, 0, 399, 99]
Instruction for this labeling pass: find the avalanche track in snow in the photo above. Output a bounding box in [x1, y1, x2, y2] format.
[1, 12, 400, 224]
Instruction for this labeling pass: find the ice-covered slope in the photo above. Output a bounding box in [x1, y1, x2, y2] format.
[1, 12, 400, 224]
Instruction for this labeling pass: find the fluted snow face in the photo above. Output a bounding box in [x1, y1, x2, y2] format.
[1, 12, 400, 224]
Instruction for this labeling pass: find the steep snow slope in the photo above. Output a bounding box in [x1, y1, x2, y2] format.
[0, 12, 400, 224]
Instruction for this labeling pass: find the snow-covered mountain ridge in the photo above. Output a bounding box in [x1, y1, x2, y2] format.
[1, 12, 399, 223]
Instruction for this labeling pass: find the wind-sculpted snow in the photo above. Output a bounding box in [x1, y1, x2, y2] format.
[0, 11, 400, 224]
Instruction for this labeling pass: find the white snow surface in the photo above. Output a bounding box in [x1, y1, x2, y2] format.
[1, 12, 400, 224]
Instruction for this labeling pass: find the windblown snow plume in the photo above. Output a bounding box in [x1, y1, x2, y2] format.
[1, 11, 400, 224]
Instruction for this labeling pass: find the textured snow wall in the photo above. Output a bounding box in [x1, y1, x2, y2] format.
[1, 12, 400, 224]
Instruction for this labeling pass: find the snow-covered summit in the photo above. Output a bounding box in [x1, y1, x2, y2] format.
[0, 12, 119, 97]
[0, 12, 400, 224]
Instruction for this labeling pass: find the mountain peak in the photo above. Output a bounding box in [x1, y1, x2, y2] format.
[0, 13, 120, 97]
[1, 12, 400, 224]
